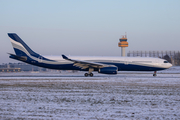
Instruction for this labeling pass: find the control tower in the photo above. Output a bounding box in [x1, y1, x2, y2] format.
[118, 34, 128, 57]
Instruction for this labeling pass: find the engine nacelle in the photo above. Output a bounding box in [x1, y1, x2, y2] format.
[98, 66, 118, 74]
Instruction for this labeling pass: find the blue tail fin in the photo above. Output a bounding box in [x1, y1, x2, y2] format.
[8, 33, 39, 57]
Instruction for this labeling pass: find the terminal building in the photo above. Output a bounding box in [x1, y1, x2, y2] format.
[0, 68, 21, 72]
[0, 63, 46, 72]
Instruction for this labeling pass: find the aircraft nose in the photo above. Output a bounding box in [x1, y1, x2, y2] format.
[168, 63, 172, 68]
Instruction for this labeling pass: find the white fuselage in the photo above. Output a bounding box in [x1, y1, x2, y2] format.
[43, 55, 172, 70]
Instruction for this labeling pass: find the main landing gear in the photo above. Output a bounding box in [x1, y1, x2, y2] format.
[153, 71, 157, 77]
[84, 73, 93, 77]
[84, 68, 94, 77]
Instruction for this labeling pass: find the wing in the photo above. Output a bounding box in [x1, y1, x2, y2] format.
[62, 54, 116, 69]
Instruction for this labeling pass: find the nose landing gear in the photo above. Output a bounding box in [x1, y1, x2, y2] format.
[153, 71, 157, 77]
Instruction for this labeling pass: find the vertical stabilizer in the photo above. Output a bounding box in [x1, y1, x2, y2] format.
[8, 33, 39, 57]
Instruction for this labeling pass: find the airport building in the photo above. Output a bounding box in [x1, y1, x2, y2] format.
[0, 63, 46, 72]
[0, 68, 21, 72]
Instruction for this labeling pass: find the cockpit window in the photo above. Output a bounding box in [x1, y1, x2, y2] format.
[164, 61, 168, 63]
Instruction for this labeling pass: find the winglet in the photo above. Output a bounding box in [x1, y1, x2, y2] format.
[62, 54, 69, 60]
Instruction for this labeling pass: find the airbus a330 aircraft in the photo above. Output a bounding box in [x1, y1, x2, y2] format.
[8, 33, 172, 77]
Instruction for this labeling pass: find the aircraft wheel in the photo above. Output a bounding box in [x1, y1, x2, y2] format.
[84, 73, 88, 77]
[89, 73, 93, 77]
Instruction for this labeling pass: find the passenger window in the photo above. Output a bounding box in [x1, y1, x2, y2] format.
[164, 61, 168, 63]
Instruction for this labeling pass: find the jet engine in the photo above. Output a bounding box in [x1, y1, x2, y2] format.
[98, 66, 118, 74]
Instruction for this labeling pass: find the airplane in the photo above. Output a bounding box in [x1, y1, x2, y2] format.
[8, 33, 172, 77]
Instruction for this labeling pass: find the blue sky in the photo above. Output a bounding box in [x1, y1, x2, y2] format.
[0, 0, 180, 63]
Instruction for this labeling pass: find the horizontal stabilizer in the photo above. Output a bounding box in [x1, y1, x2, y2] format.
[8, 53, 27, 61]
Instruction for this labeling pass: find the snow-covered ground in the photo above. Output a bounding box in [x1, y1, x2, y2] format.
[0, 67, 180, 119]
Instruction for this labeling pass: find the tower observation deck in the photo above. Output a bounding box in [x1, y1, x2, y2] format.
[118, 34, 128, 56]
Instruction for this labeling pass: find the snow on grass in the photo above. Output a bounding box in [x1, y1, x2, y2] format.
[0, 67, 180, 119]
